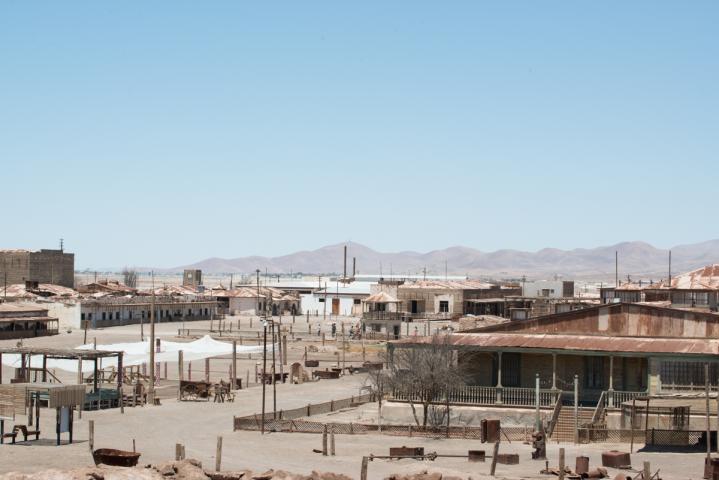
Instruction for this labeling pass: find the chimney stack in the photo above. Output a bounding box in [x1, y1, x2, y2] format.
[352, 257, 356, 279]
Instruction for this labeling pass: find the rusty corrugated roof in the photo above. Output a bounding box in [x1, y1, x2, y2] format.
[393, 332, 719, 356]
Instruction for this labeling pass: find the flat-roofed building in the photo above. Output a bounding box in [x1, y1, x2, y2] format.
[0, 303, 59, 340]
[0, 248, 75, 288]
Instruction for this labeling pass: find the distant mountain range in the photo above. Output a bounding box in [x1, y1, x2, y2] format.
[164, 240, 719, 281]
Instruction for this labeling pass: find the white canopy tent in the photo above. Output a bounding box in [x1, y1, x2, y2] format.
[1, 335, 268, 373]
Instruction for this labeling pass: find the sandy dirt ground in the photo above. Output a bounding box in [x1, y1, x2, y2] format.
[0, 319, 713, 479]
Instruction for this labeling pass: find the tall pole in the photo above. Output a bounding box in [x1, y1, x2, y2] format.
[668, 250, 672, 285]
[148, 271, 156, 405]
[261, 320, 267, 434]
[535, 373, 541, 431]
[706, 363, 711, 460]
[271, 320, 277, 418]
[615, 251, 619, 287]
[256, 269, 261, 317]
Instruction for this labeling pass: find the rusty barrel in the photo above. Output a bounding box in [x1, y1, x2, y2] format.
[576, 455, 590, 475]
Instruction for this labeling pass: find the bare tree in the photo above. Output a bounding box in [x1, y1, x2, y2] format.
[370, 333, 464, 428]
[122, 267, 138, 288]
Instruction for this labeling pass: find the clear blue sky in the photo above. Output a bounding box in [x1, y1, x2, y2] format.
[1, 2, 717, 269]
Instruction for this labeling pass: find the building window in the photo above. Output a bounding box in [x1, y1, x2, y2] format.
[439, 300, 449, 313]
[81, 313, 85, 321]
[108, 312, 112, 320]
[353, 299, 361, 305]
[319, 298, 325, 303]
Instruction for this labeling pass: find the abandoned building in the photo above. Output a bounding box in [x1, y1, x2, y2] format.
[361, 291, 404, 337]
[396, 280, 522, 320]
[0, 248, 75, 288]
[0, 303, 59, 340]
[303, 282, 369, 317]
[521, 279, 575, 298]
[182, 269, 203, 288]
[80, 296, 218, 328]
[600, 264, 719, 311]
[76, 280, 137, 296]
[212, 286, 300, 316]
[391, 302, 719, 433]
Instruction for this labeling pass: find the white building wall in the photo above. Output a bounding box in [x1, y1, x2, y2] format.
[229, 297, 258, 315]
[301, 294, 359, 317]
[522, 280, 571, 298]
[43, 301, 81, 330]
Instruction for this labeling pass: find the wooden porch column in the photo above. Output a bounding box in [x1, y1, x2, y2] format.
[551, 353, 557, 390]
[495, 351, 503, 404]
[608, 356, 615, 408]
[42, 355, 47, 382]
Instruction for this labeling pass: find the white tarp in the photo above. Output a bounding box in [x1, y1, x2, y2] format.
[1, 335, 268, 373]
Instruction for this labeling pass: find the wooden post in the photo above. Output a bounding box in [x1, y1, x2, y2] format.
[322, 424, 328, 456]
[232, 341, 238, 389]
[706, 363, 711, 459]
[360, 456, 369, 480]
[89, 420, 94, 452]
[175, 443, 182, 461]
[490, 441, 500, 476]
[77, 359, 83, 419]
[177, 350, 184, 400]
[573, 374, 579, 444]
[132, 439, 136, 452]
[205, 358, 210, 383]
[558, 448, 565, 480]
[215, 436, 223, 471]
[330, 424, 336, 456]
[118, 352, 124, 414]
[630, 398, 636, 453]
[643, 461, 650, 480]
[282, 335, 288, 366]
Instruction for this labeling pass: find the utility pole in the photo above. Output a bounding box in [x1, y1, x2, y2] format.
[271, 314, 277, 418]
[258, 269, 267, 434]
[148, 271, 156, 405]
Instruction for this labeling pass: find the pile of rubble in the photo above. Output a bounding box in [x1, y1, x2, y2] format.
[384, 471, 471, 480]
[0, 460, 354, 480]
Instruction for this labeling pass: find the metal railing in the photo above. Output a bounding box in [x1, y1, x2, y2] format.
[546, 394, 563, 438]
[391, 386, 560, 408]
[590, 390, 606, 426]
[362, 311, 404, 322]
[604, 390, 645, 408]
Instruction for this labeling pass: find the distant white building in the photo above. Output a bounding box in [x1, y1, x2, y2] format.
[302, 282, 372, 317]
[521, 280, 574, 298]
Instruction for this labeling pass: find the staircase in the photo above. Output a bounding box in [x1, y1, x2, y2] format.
[550, 406, 596, 442]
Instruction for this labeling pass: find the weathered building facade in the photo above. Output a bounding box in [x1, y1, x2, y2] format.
[0, 249, 75, 288]
[392, 303, 719, 407]
[397, 280, 522, 320]
[0, 303, 59, 340]
[80, 296, 218, 328]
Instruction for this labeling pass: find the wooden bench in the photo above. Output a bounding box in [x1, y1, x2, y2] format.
[15, 425, 41, 441]
[1, 425, 17, 444]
